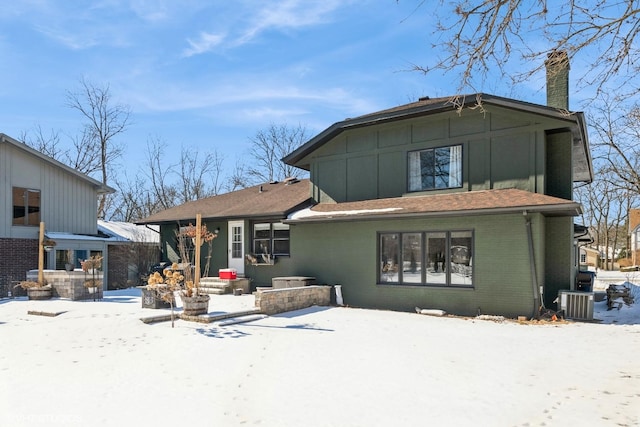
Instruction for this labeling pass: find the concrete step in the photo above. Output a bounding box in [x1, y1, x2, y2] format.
[198, 277, 232, 295]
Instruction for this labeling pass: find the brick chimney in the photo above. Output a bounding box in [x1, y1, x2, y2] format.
[545, 50, 570, 110]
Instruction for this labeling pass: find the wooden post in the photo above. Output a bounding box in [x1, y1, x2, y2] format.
[38, 221, 45, 285]
[194, 214, 202, 291]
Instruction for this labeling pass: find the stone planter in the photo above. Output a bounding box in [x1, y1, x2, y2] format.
[139, 286, 173, 309]
[180, 294, 210, 316]
[27, 287, 52, 300]
[86, 286, 98, 293]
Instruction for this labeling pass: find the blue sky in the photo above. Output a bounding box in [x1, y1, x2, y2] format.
[0, 1, 573, 182]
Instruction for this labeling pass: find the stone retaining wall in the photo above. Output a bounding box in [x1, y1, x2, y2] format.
[27, 270, 104, 301]
[255, 285, 331, 315]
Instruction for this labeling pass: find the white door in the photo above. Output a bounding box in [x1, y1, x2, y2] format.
[228, 221, 245, 275]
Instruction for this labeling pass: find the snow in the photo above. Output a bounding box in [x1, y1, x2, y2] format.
[97, 220, 159, 243]
[1, 272, 639, 426]
[288, 206, 401, 220]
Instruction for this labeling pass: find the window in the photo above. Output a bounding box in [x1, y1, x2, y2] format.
[252, 222, 290, 256]
[12, 187, 41, 226]
[408, 145, 462, 192]
[379, 230, 473, 287]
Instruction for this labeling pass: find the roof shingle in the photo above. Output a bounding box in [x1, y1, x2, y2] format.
[137, 179, 312, 224]
[288, 188, 581, 222]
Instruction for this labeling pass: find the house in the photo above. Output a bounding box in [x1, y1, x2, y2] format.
[280, 57, 592, 318]
[136, 178, 313, 287]
[579, 246, 600, 269]
[0, 133, 115, 295]
[140, 53, 593, 318]
[628, 209, 640, 267]
[97, 220, 160, 288]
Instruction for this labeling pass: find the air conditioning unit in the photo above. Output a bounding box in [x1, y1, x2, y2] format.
[557, 290, 594, 321]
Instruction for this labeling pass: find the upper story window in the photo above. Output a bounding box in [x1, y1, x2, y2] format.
[12, 187, 41, 226]
[253, 222, 290, 257]
[408, 145, 462, 192]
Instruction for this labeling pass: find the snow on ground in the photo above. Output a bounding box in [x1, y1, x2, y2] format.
[1, 272, 639, 427]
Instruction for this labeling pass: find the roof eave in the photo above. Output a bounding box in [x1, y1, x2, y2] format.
[283, 94, 593, 175]
[1, 133, 116, 193]
[137, 200, 314, 226]
[285, 203, 582, 224]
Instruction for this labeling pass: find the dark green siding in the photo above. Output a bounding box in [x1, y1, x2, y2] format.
[490, 134, 532, 190]
[347, 155, 377, 201]
[544, 216, 574, 307]
[307, 107, 571, 203]
[290, 213, 546, 318]
[159, 221, 227, 277]
[545, 131, 573, 200]
[317, 159, 346, 202]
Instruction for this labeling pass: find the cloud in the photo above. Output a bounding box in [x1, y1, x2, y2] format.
[183, 31, 226, 57]
[181, 0, 348, 56]
[238, 0, 344, 45]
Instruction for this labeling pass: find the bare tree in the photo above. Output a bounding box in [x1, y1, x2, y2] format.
[404, 1, 640, 100]
[142, 138, 179, 212]
[19, 125, 65, 160]
[19, 124, 103, 175]
[589, 98, 640, 196]
[226, 159, 252, 191]
[177, 145, 224, 203]
[107, 137, 225, 221]
[575, 96, 640, 269]
[66, 77, 131, 218]
[246, 123, 309, 184]
[109, 174, 156, 222]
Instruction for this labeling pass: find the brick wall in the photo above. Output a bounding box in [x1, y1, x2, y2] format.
[0, 238, 38, 297]
[630, 209, 640, 231]
[107, 245, 131, 290]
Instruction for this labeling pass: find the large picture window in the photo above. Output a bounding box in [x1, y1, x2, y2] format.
[379, 230, 473, 287]
[408, 145, 462, 192]
[12, 187, 41, 226]
[252, 222, 290, 257]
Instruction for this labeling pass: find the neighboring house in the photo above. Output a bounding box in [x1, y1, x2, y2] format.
[140, 54, 594, 318]
[579, 246, 600, 270]
[136, 178, 313, 287]
[0, 133, 115, 294]
[97, 220, 160, 288]
[629, 208, 640, 267]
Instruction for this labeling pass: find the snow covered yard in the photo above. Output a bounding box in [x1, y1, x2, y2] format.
[1, 277, 639, 427]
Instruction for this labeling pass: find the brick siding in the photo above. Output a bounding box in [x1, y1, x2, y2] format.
[0, 238, 38, 297]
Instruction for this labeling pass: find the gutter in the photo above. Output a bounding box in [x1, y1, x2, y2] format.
[523, 211, 542, 319]
[284, 203, 582, 224]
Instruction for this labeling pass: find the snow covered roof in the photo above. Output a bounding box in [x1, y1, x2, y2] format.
[287, 188, 582, 223]
[43, 222, 159, 244]
[45, 231, 112, 242]
[98, 220, 159, 243]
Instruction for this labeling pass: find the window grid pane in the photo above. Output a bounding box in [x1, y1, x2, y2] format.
[380, 234, 400, 283]
[408, 145, 462, 192]
[379, 230, 473, 287]
[402, 233, 422, 283]
[231, 226, 243, 258]
[252, 222, 290, 257]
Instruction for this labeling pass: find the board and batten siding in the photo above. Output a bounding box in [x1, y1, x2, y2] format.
[1, 143, 99, 238]
[307, 107, 572, 204]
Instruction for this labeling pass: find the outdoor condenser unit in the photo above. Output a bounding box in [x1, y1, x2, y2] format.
[557, 290, 594, 321]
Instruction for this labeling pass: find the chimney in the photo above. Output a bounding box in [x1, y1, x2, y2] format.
[545, 50, 570, 110]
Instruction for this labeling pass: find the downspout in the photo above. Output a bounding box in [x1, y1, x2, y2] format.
[524, 211, 542, 319]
